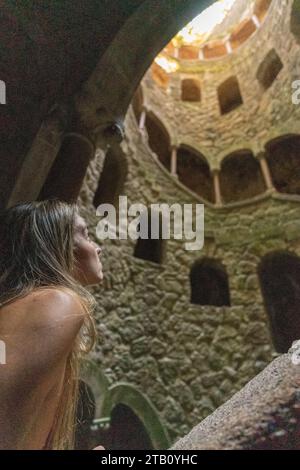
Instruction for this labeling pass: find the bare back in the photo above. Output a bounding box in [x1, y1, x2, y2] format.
[0, 287, 85, 449]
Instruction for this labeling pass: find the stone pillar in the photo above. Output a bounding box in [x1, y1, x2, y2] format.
[39, 132, 95, 203]
[252, 14, 261, 28]
[139, 108, 147, 130]
[198, 48, 204, 61]
[258, 152, 275, 192]
[225, 39, 233, 54]
[170, 145, 177, 176]
[212, 169, 222, 206]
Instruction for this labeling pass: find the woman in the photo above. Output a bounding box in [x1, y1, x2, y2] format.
[0, 199, 104, 450]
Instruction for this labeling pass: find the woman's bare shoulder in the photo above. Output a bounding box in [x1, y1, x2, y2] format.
[0, 286, 85, 333]
[0, 287, 86, 374]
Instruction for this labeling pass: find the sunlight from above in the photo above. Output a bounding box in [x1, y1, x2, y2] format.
[154, 56, 179, 74]
[177, 0, 238, 45]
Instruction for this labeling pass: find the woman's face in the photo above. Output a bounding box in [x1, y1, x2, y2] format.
[72, 214, 103, 286]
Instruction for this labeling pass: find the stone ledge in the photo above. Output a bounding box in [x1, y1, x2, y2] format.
[171, 348, 300, 449]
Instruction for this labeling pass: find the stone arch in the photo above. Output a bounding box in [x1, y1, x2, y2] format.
[256, 49, 283, 90]
[181, 78, 201, 102]
[133, 209, 166, 265]
[258, 251, 300, 353]
[38, 132, 95, 203]
[177, 145, 214, 203]
[217, 76, 243, 115]
[93, 144, 128, 209]
[265, 134, 300, 195]
[220, 150, 266, 203]
[145, 111, 171, 170]
[101, 383, 170, 450]
[190, 258, 231, 306]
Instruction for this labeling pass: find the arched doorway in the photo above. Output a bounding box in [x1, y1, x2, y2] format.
[258, 251, 300, 353]
[134, 210, 166, 264]
[97, 404, 154, 450]
[177, 146, 214, 203]
[93, 144, 128, 210]
[265, 135, 300, 195]
[220, 150, 266, 203]
[218, 76, 243, 115]
[190, 258, 231, 306]
[145, 112, 171, 171]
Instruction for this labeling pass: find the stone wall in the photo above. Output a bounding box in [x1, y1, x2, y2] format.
[78, 107, 300, 444]
[77, 0, 300, 446]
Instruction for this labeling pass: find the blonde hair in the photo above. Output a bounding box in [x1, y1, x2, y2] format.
[0, 199, 97, 449]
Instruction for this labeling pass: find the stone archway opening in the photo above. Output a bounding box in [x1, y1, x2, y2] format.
[218, 76, 243, 115]
[258, 251, 300, 353]
[256, 49, 283, 90]
[98, 403, 154, 450]
[177, 146, 214, 202]
[190, 258, 231, 306]
[134, 210, 166, 264]
[220, 150, 266, 203]
[145, 112, 171, 170]
[265, 135, 300, 195]
[181, 78, 201, 102]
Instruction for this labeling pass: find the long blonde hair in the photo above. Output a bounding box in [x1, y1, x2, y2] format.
[0, 199, 97, 449]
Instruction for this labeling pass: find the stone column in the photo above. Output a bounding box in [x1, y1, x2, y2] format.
[252, 14, 260, 28]
[258, 152, 275, 192]
[170, 145, 177, 176]
[198, 48, 204, 61]
[225, 39, 233, 54]
[39, 132, 95, 203]
[139, 107, 147, 130]
[212, 169, 222, 205]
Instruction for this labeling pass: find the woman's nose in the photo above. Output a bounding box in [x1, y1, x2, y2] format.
[94, 242, 102, 255]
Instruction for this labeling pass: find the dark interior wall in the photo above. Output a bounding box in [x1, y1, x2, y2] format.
[220, 151, 266, 203]
[266, 135, 300, 195]
[177, 147, 214, 202]
[258, 251, 300, 353]
[145, 113, 170, 169]
[0, 0, 144, 207]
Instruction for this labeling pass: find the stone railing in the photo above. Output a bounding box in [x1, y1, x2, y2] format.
[171, 342, 300, 450]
